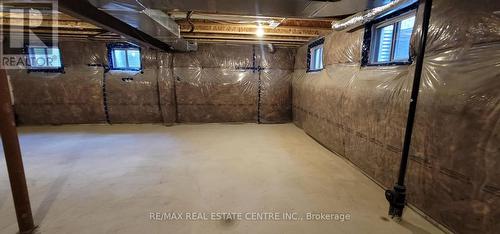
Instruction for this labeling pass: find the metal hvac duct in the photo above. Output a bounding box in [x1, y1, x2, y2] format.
[332, 0, 417, 31]
[88, 0, 197, 51]
[89, 0, 375, 18]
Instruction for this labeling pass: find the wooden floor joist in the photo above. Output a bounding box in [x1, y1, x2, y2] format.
[1, 7, 333, 47]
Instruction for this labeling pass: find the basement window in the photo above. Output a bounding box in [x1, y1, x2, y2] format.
[307, 38, 324, 72]
[27, 46, 63, 72]
[108, 44, 141, 71]
[362, 3, 417, 66]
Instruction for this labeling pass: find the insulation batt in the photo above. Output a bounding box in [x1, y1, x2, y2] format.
[292, 0, 500, 233]
[8, 41, 108, 124]
[7, 42, 295, 124]
[173, 44, 295, 123]
[6, 0, 499, 232]
[105, 49, 163, 123]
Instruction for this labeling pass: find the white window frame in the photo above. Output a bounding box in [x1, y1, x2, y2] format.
[369, 10, 416, 65]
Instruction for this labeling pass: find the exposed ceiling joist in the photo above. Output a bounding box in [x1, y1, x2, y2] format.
[178, 22, 331, 37]
[1, 0, 338, 48]
[57, 0, 175, 51]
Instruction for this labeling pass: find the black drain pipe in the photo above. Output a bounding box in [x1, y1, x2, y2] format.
[385, 0, 433, 219]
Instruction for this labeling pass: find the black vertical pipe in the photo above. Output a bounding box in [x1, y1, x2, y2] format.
[0, 69, 36, 233]
[386, 0, 432, 218]
[397, 0, 432, 186]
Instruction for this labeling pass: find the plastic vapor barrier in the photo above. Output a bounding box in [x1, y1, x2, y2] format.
[7, 41, 294, 125]
[173, 44, 295, 123]
[105, 69, 163, 123]
[158, 52, 177, 124]
[105, 49, 163, 123]
[256, 45, 295, 123]
[173, 67, 259, 122]
[8, 41, 107, 124]
[292, 0, 500, 233]
[407, 0, 500, 233]
[174, 44, 253, 68]
[3, 0, 498, 232]
[323, 29, 363, 65]
[256, 45, 296, 70]
[173, 44, 258, 123]
[6, 40, 180, 125]
[260, 69, 293, 123]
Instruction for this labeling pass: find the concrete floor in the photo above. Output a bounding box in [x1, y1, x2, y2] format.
[0, 123, 444, 234]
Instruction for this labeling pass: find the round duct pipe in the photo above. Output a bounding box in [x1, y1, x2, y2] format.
[332, 0, 416, 31]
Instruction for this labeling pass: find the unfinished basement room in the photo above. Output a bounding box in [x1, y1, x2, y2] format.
[0, 0, 499, 233]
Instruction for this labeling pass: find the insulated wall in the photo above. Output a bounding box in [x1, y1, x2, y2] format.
[292, 29, 408, 190]
[6, 40, 176, 125]
[172, 44, 295, 123]
[8, 41, 107, 125]
[158, 53, 177, 124]
[407, 1, 500, 233]
[7, 41, 293, 125]
[105, 49, 163, 124]
[256, 46, 295, 123]
[292, 0, 500, 233]
[103, 48, 176, 124]
[173, 45, 258, 123]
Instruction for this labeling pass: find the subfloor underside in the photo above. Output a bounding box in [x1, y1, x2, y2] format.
[0, 124, 444, 234]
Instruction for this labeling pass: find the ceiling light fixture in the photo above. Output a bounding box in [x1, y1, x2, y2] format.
[255, 24, 265, 38]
